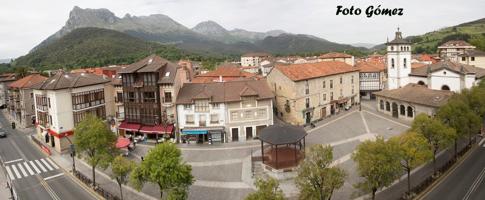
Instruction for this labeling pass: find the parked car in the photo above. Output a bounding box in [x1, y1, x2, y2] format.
[0, 129, 6, 138]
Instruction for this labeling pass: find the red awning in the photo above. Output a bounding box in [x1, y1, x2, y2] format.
[139, 124, 174, 134]
[118, 122, 141, 132]
[116, 137, 131, 149]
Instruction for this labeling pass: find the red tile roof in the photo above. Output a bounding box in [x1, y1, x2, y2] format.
[8, 74, 47, 89]
[275, 61, 358, 81]
[192, 64, 259, 83]
[355, 61, 385, 72]
[319, 52, 353, 59]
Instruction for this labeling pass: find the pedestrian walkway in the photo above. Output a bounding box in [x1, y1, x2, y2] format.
[4, 158, 59, 180]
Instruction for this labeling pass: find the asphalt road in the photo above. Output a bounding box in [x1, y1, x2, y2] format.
[422, 141, 485, 200]
[0, 113, 96, 200]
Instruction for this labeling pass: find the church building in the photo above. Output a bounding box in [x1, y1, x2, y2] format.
[375, 28, 485, 120]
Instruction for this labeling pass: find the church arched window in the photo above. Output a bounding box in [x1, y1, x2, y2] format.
[391, 58, 395, 68]
[407, 106, 414, 118]
[400, 105, 406, 115]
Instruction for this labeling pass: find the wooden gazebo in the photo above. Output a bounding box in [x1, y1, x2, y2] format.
[259, 124, 307, 170]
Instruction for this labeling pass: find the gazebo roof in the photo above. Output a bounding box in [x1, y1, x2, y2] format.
[259, 124, 307, 145]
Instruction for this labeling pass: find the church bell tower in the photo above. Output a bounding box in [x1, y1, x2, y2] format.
[386, 28, 412, 90]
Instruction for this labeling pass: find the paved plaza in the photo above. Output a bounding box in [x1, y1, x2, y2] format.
[131, 100, 412, 200]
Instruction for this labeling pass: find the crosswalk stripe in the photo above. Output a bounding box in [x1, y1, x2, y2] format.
[35, 160, 47, 172]
[29, 160, 41, 174]
[46, 158, 59, 169]
[40, 158, 53, 171]
[17, 163, 28, 177]
[5, 166, 15, 180]
[11, 164, 22, 179]
[23, 162, 35, 176]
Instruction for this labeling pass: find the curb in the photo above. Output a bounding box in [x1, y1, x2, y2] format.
[415, 143, 479, 200]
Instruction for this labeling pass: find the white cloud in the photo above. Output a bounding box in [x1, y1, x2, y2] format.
[1, 0, 484, 58]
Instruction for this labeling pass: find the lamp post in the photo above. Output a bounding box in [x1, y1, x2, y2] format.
[62, 129, 76, 173]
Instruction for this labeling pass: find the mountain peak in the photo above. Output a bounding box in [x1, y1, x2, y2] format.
[192, 20, 228, 34]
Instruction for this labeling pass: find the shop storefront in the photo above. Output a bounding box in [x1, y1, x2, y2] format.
[181, 127, 225, 144]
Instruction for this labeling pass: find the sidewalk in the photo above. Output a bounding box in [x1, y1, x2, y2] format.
[0, 163, 14, 200]
[49, 147, 157, 200]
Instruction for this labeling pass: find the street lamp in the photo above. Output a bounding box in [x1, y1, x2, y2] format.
[62, 129, 76, 173]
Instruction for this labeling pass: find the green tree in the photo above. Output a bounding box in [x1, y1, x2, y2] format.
[460, 87, 485, 119]
[411, 114, 456, 175]
[295, 145, 346, 200]
[390, 132, 432, 198]
[245, 177, 285, 200]
[111, 156, 135, 200]
[130, 142, 193, 199]
[352, 137, 401, 200]
[74, 114, 117, 187]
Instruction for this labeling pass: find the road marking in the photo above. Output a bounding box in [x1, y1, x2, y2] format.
[4, 158, 23, 164]
[462, 167, 485, 200]
[5, 166, 15, 180]
[10, 164, 22, 179]
[360, 111, 371, 134]
[47, 158, 59, 169]
[29, 160, 41, 174]
[23, 162, 35, 176]
[41, 158, 53, 171]
[35, 159, 47, 172]
[17, 163, 28, 177]
[43, 173, 64, 181]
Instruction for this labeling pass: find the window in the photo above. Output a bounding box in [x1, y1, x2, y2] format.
[386, 102, 390, 111]
[352, 86, 354, 94]
[210, 114, 219, 124]
[305, 81, 309, 95]
[144, 92, 156, 103]
[380, 100, 384, 110]
[351, 76, 354, 84]
[323, 93, 326, 101]
[257, 109, 266, 118]
[322, 81, 326, 88]
[164, 92, 172, 103]
[128, 92, 135, 102]
[242, 96, 256, 107]
[391, 58, 395, 68]
[183, 105, 191, 110]
[48, 98, 51, 108]
[330, 80, 333, 89]
[391, 46, 394, 51]
[404, 58, 407, 68]
[244, 110, 252, 119]
[231, 111, 240, 121]
[462, 57, 466, 61]
[195, 100, 209, 112]
[330, 92, 334, 101]
[48, 115, 52, 125]
[72, 89, 105, 110]
[305, 98, 310, 108]
[400, 105, 405, 115]
[340, 76, 343, 84]
[212, 103, 220, 109]
[407, 106, 414, 118]
[30, 93, 33, 99]
[471, 57, 475, 61]
[185, 114, 194, 124]
[116, 92, 123, 103]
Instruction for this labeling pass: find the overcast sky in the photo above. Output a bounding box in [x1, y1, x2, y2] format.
[1, 0, 484, 59]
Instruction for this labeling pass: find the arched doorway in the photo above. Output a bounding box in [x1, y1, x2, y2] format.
[407, 106, 414, 118]
[400, 105, 406, 116]
[392, 102, 399, 118]
[385, 101, 390, 111]
[417, 81, 425, 85]
[441, 85, 450, 91]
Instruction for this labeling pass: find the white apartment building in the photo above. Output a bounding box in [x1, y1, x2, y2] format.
[241, 52, 271, 67]
[438, 40, 476, 61]
[31, 72, 111, 153]
[176, 79, 274, 143]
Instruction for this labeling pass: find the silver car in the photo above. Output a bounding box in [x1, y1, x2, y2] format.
[0, 129, 6, 138]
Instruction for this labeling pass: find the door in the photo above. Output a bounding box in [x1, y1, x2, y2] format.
[231, 128, 239, 142]
[305, 112, 311, 124]
[321, 107, 327, 119]
[331, 105, 335, 115]
[50, 135, 55, 147]
[392, 102, 399, 118]
[246, 127, 253, 140]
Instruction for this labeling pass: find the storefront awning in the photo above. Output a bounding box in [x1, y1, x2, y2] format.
[118, 122, 141, 132]
[116, 137, 131, 149]
[182, 130, 208, 135]
[139, 124, 174, 134]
